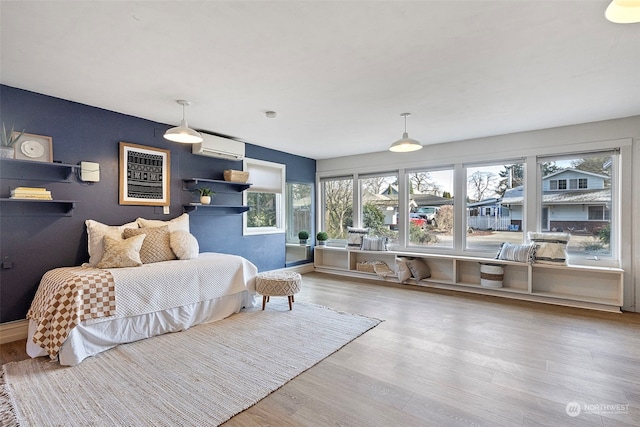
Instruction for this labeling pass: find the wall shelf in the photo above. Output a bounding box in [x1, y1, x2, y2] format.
[0, 158, 78, 182]
[182, 178, 252, 193]
[0, 198, 79, 216]
[314, 247, 623, 312]
[183, 203, 250, 214]
[182, 177, 251, 214]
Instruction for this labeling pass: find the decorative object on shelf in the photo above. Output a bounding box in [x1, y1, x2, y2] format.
[223, 169, 249, 183]
[1, 123, 25, 159]
[119, 142, 171, 206]
[298, 230, 309, 245]
[361, 236, 388, 251]
[389, 112, 422, 153]
[10, 186, 52, 200]
[194, 187, 214, 205]
[11, 132, 53, 162]
[163, 100, 203, 144]
[480, 263, 504, 288]
[316, 231, 328, 246]
[406, 258, 431, 280]
[605, 0, 640, 23]
[527, 232, 570, 265]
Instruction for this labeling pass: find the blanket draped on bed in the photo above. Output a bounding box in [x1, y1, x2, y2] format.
[27, 253, 257, 360]
[27, 267, 116, 359]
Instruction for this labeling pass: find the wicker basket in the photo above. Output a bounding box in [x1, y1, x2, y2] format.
[356, 261, 377, 273]
[223, 170, 249, 183]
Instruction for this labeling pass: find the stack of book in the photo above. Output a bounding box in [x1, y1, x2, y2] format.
[10, 187, 53, 200]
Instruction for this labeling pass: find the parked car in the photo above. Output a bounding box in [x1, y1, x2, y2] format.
[409, 213, 427, 229]
[389, 213, 429, 229]
[416, 206, 440, 223]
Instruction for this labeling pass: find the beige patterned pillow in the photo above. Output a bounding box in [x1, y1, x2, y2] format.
[170, 230, 199, 260]
[86, 219, 139, 266]
[123, 225, 176, 264]
[97, 234, 145, 269]
[136, 213, 190, 232]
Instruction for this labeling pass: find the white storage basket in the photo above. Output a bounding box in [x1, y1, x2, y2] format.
[480, 263, 504, 288]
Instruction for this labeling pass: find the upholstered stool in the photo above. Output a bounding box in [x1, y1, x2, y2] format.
[256, 271, 302, 310]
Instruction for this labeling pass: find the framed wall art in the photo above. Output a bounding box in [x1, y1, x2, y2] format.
[12, 132, 53, 162]
[119, 142, 171, 206]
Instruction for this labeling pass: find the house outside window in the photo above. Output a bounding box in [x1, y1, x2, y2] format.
[538, 152, 617, 264]
[465, 162, 525, 253]
[359, 172, 398, 245]
[406, 168, 454, 249]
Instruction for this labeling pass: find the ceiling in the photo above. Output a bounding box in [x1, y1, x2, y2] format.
[1, 1, 639, 160]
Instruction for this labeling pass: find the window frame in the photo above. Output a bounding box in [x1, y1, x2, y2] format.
[536, 150, 620, 266]
[243, 158, 286, 236]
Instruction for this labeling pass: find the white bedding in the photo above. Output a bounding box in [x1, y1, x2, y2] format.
[27, 252, 258, 365]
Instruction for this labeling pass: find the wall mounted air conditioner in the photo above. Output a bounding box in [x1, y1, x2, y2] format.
[192, 133, 245, 160]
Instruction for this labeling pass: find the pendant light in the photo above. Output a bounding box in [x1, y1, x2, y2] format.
[389, 113, 422, 152]
[605, 0, 640, 23]
[163, 100, 203, 144]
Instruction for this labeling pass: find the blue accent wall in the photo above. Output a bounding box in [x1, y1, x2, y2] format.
[0, 85, 316, 323]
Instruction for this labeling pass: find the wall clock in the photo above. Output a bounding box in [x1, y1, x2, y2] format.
[12, 132, 53, 162]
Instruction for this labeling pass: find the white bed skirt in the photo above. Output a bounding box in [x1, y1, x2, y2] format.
[27, 291, 256, 366]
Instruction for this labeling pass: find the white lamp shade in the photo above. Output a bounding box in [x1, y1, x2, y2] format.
[606, 0, 640, 23]
[163, 119, 203, 143]
[389, 132, 423, 152]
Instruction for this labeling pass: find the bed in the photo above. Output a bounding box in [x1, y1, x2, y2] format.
[25, 214, 258, 366]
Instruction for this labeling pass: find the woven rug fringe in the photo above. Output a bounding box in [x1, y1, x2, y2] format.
[0, 366, 20, 427]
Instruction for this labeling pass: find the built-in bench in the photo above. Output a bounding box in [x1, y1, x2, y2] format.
[314, 247, 623, 312]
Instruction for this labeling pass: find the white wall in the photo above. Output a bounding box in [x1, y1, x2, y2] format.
[318, 116, 640, 312]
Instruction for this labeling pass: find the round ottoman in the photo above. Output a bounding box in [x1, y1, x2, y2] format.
[256, 271, 302, 310]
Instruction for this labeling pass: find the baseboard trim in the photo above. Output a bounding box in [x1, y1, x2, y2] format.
[272, 263, 314, 274]
[0, 319, 28, 344]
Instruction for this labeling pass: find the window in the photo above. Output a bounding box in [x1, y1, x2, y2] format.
[538, 151, 617, 264]
[465, 161, 525, 253]
[286, 182, 312, 242]
[243, 159, 285, 235]
[569, 178, 588, 190]
[588, 206, 610, 221]
[406, 168, 454, 249]
[359, 172, 398, 245]
[285, 182, 312, 265]
[320, 176, 353, 240]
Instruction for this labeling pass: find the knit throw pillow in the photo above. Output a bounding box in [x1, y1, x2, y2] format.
[123, 225, 176, 264]
[97, 234, 145, 269]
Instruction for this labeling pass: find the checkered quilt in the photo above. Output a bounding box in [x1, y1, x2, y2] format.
[27, 266, 116, 359]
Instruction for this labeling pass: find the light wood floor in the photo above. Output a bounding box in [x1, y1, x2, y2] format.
[3, 272, 640, 426]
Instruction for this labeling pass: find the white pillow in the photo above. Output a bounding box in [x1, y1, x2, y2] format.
[396, 257, 412, 283]
[86, 219, 139, 266]
[346, 227, 369, 248]
[170, 231, 199, 260]
[137, 213, 190, 233]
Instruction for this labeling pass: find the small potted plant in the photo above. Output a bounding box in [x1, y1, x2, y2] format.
[316, 231, 328, 246]
[194, 187, 215, 205]
[1, 124, 25, 159]
[298, 230, 309, 245]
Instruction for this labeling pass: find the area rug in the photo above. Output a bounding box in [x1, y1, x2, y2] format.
[0, 301, 381, 426]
